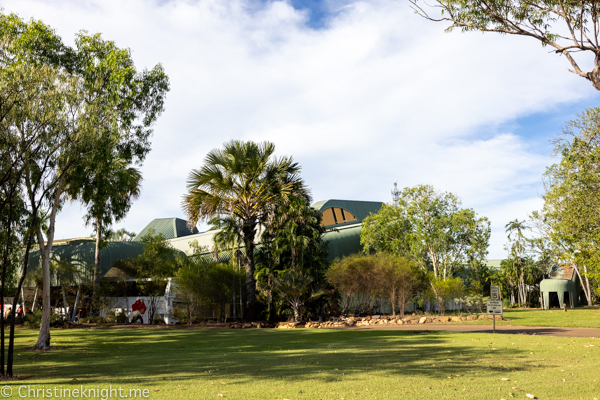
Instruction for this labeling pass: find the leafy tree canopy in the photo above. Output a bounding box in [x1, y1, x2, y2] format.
[361, 184, 490, 280]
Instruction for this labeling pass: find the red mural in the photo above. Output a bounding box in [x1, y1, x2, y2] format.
[132, 299, 147, 315]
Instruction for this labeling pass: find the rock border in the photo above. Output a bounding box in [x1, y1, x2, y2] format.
[274, 314, 503, 329]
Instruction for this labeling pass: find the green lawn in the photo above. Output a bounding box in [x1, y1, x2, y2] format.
[459, 307, 600, 328]
[3, 327, 600, 399]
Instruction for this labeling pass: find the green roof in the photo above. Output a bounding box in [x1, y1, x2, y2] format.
[27, 241, 147, 286]
[322, 223, 363, 262]
[133, 218, 199, 241]
[312, 199, 384, 228]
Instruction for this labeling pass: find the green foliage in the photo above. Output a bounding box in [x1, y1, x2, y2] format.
[23, 310, 61, 329]
[0, 10, 169, 350]
[541, 108, 600, 303]
[428, 276, 464, 315]
[256, 196, 330, 321]
[361, 184, 490, 280]
[326, 253, 420, 316]
[123, 231, 181, 323]
[272, 269, 318, 322]
[182, 140, 309, 318]
[176, 257, 244, 323]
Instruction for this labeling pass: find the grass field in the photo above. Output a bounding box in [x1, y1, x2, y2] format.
[2, 327, 600, 400]
[460, 307, 600, 328]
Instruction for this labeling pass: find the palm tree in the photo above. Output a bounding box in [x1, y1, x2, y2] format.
[272, 270, 315, 322]
[182, 140, 307, 319]
[505, 219, 529, 306]
[268, 197, 321, 271]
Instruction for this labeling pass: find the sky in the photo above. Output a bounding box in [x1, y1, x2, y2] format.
[3, 0, 600, 258]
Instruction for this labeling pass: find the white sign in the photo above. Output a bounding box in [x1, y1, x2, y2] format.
[487, 300, 503, 315]
[490, 285, 500, 301]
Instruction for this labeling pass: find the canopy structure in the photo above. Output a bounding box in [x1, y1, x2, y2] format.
[540, 265, 579, 309]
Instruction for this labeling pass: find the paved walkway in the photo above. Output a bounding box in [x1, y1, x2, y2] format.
[342, 324, 600, 338]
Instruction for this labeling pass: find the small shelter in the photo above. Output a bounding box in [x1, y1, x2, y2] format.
[540, 265, 579, 309]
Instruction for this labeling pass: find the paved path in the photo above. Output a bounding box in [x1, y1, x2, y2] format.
[341, 324, 600, 338]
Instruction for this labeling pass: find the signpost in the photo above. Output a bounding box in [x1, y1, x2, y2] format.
[487, 285, 502, 333]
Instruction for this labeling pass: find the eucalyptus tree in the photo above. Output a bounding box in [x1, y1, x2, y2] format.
[408, 0, 600, 92]
[66, 33, 168, 300]
[0, 11, 86, 359]
[540, 107, 600, 305]
[0, 12, 169, 350]
[361, 184, 490, 311]
[182, 140, 308, 319]
[362, 184, 491, 280]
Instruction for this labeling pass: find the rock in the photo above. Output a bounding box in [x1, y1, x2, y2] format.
[440, 316, 451, 322]
[419, 317, 427, 324]
[478, 314, 487, 320]
[372, 315, 381, 320]
[451, 317, 462, 322]
[467, 315, 478, 321]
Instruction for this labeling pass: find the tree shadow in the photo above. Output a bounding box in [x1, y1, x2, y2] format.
[9, 328, 535, 386]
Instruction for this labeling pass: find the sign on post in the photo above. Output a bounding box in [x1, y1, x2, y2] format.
[486, 300, 503, 315]
[490, 285, 500, 301]
[487, 299, 503, 334]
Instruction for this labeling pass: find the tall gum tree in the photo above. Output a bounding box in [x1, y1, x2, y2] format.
[66, 33, 169, 300]
[361, 184, 490, 309]
[541, 107, 600, 305]
[1, 15, 169, 350]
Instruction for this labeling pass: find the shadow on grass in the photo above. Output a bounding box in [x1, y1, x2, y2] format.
[8, 328, 534, 386]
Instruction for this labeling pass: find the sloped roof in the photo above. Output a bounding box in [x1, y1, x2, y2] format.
[550, 264, 576, 281]
[27, 241, 147, 286]
[312, 199, 384, 227]
[133, 218, 199, 241]
[322, 223, 363, 262]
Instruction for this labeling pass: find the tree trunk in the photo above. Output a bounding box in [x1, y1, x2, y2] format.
[242, 223, 257, 320]
[33, 175, 64, 350]
[92, 218, 101, 299]
[8, 227, 35, 376]
[292, 297, 302, 322]
[573, 264, 592, 306]
[581, 264, 593, 306]
[33, 240, 52, 350]
[61, 286, 68, 319]
[437, 296, 445, 315]
[32, 288, 38, 312]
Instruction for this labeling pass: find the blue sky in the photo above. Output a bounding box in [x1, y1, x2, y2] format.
[2, 0, 599, 258]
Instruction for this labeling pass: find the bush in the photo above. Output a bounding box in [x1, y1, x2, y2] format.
[24, 310, 62, 329]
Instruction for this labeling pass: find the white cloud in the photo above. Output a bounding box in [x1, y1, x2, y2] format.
[3, 0, 596, 255]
